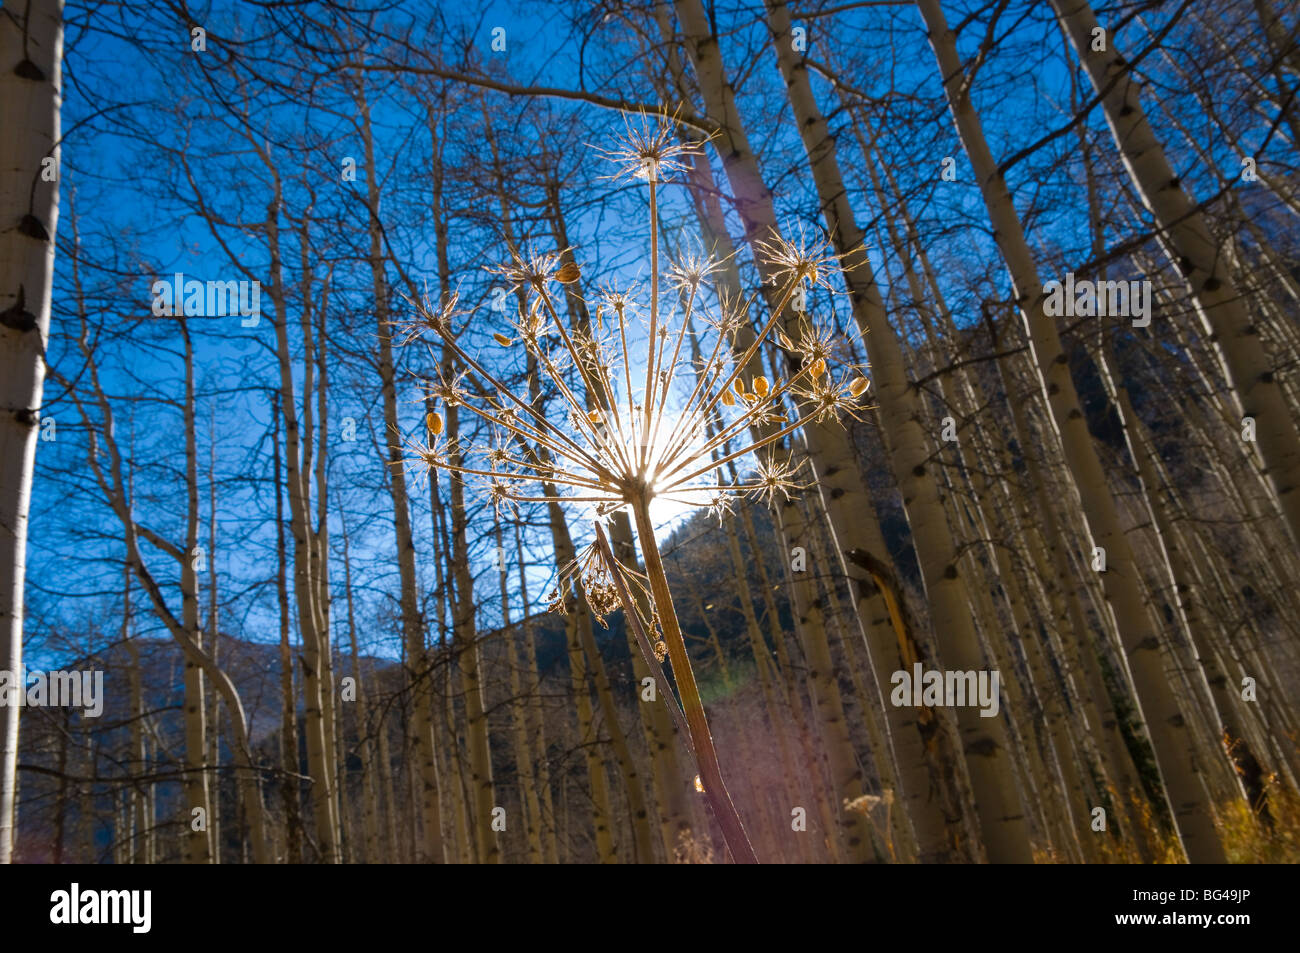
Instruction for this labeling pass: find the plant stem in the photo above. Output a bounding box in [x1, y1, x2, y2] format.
[630, 493, 759, 864]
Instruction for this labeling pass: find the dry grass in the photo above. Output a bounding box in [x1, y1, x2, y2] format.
[672, 829, 717, 864]
[1034, 779, 1300, 863]
[1219, 781, 1300, 863]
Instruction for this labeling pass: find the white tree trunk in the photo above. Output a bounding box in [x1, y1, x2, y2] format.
[0, 0, 62, 865]
[1051, 0, 1300, 546]
[917, 0, 1228, 862]
[763, 0, 1033, 861]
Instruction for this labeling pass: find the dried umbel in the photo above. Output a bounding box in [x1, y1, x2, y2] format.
[400, 232, 869, 532]
[594, 111, 704, 185]
[398, 115, 872, 866]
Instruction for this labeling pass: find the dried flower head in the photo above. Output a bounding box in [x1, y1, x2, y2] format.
[491, 246, 564, 298]
[595, 110, 706, 184]
[754, 225, 852, 294]
[394, 286, 470, 346]
[399, 118, 870, 628]
[666, 250, 725, 296]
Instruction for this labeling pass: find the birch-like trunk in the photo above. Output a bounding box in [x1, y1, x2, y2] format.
[494, 514, 545, 863]
[0, 0, 62, 865]
[66, 300, 270, 863]
[261, 174, 339, 862]
[670, 0, 982, 860]
[123, 557, 149, 863]
[445, 393, 499, 863]
[549, 498, 618, 863]
[360, 87, 445, 863]
[307, 237, 341, 855]
[179, 321, 213, 864]
[1051, 0, 1300, 546]
[271, 391, 304, 863]
[205, 423, 222, 860]
[340, 511, 383, 863]
[916, 0, 1227, 862]
[513, 522, 560, 863]
[761, 0, 1032, 860]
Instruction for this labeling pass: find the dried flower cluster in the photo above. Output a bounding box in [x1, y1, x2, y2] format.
[401, 259, 869, 513]
[395, 114, 872, 866]
[397, 119, 871, 628]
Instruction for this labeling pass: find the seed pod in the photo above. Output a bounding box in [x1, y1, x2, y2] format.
[555, 261, 581, 284]
[720, 389, 736, 407]
[493, 332, 514, 347]
[849, 377, 870, 397]
[742, 391, 759, 403]
[777, 331, 795, 351]
[426, 412, 444, 435]
[753, 375, 770, 397]
[811, 357, 826, 377]
[734, 378, 745, 395]
[587, 410, 601, 424]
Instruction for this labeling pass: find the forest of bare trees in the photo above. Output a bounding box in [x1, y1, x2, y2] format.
[1, 0, 1298, 868]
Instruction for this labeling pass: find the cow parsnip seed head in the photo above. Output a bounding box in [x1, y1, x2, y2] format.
[397, 118, 873, 614]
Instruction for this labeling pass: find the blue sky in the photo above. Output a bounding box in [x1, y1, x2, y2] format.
[25, 0, 1285, 669]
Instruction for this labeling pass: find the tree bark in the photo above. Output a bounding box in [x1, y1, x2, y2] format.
[1051, 0, 1300, 547]
[916, 0, 1228, 862]
[0, 0, 62, 865]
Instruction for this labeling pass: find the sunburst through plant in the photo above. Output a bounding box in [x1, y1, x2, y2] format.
[399, 114, 871, 864]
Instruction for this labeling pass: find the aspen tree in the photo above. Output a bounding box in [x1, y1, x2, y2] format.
[445, 392, 499, 863]
[688, 330, 812, 859]
[1072, 122, 1271, 818]
[653, 12, 931, 860]
[205, 419, 221, 860]
[358, 84, 446, 864]
[661, 0, 977, 861]
[271, 392, 304, 863]
[493, 513, 546, 863]
[122, 559, 149, 864]
[759, 0, 1033, 860]
[306, 228, 342, 854]
[255, 162, 341, 861]
[512, 521, 561, 863]
[557, 515, 620, 864]
[859, 120, 1098, 857]
[0, 0, 61, 864]
[63, 299, 272, 863]
[670, 140, 848, 859]
[770, 497, 861, 861]
[430, 469, 474, 863]
[339, 510, 383, 864]
[871, 217, 1092, 857]
[179, 320, 213, 864]
[803, 492, 912, 861]
[1051, 0, 1300, 547]
[916, 0, 1228, 862]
